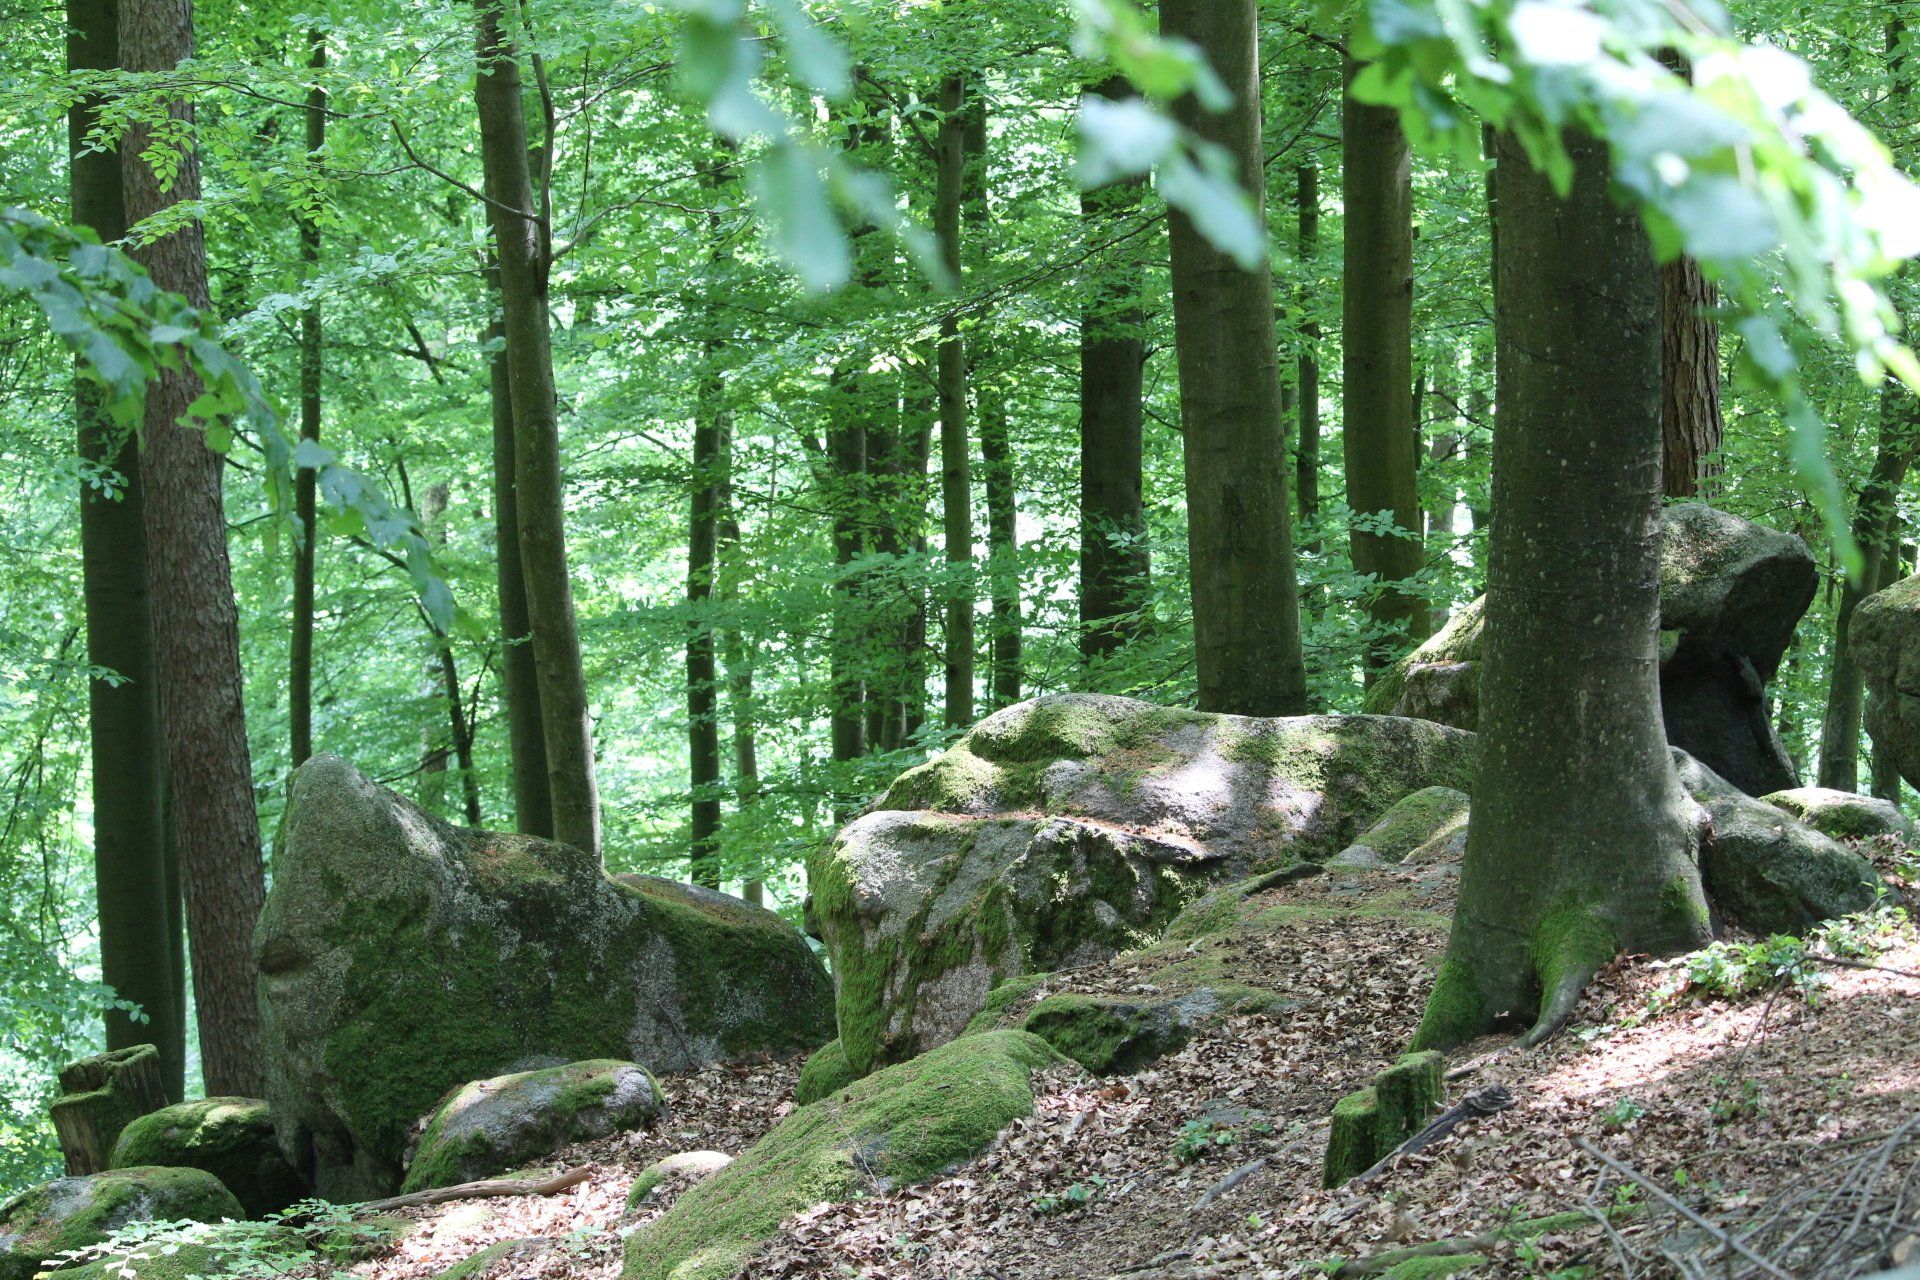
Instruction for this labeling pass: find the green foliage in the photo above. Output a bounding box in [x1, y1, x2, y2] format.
[1171, 1116, 1270, 1163]
[1636, 903, 1912, 1018]
[1028, 1175, 1106, 1216]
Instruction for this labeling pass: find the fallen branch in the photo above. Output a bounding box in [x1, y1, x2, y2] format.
[1807, 954, 1920, 981]
[355, 1166, 592, 1214]
[1573, 1139, 1796, 1280]
[1352, 1084, 1515, 1186]
[1195, 1155, 1268, 1210]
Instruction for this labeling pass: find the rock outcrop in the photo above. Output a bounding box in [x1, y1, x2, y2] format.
[1697, 788, 1884, 933]
[0, 1168, 242, 1280]
[402, 1060, 662, 1193]
[109, 1098, 306, 1219]
[810, 695, 1473, 1076]
[256, 755, 834, 1200]
[1369, 504, 1815, 795]
[622, 1031, 1062, 1280]
[1760, 786, 1914, 844]
[1852, 573, 1920, 795]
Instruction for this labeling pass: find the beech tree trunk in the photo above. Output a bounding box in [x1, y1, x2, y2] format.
[1296, 161, 1322, 541]
[290, 25, 324, 767]
[485, 272, 552, 837]
[965, 97, 1019, 709]
[1342, 57, 1426, 668]
[1160, 0, 1309, 716]
[1414, 129, 1710, 1051]
[688, 374, 724, 888]
[936, 72, 975, 728]
[717, 425, 762, 904]
[1078, 78, 1150, 664]
[474, 0, 599, 857]
[1660, 254, 1725, 497]
[70, 0, 184, 1103]
[121, 0, 267, 1098]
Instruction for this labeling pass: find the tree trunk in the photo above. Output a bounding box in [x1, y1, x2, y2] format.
[290, 25, 324, 768]
[1077, 77, 1151, 665]
[1296, 161, 1322, 542]
[1160, 0, 1309, 717]
[49, 1045, 168, 1175]
[688, 378, 724, 889]
[963, 95, 1019, 709]
[717, 423, 762, 905]
[1660, 254, 1725, 497]
[484, 268, 552, 837]
[1413, 129, 1710, 1052]
[70, 0, 184, 1104]
[1342, 56, 1427, 670]
[936, 72, 975, 728]
[120, 0, 267, 1099]
[474, 0, 599, 858]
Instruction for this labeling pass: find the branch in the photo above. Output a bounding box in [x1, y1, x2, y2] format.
[354, 1166, 591, 1214]
[388, 121, 539, 227]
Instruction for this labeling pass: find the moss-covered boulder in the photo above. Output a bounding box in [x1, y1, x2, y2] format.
[1853, 573, 1920, 794]
[793, 1040, 857, 1105]
[46, 1223, 306, 1280]
[1372, 505, 1813, 796]
[256, 754, 834, 1200]
[1322, 1052, 1445, 1189]
[1700, 790, 1884, 932]
[428, 1238, 556, 1280]
[0, 1168, 243, 1280]
[1020, 988, 1284, 1075]
[1328, 786, 1470, 869]
[108, 1098, 305, 1219]
[815, 696, 1472, 1076]
[622, 1030, 1063, 1280]
[402, 1059, 662, 1193]
[1760, 786, 1914, 844]
[624, 1151, 733, 1215]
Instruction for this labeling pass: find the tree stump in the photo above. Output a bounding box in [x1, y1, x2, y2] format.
[48, 1044, 168, 1174]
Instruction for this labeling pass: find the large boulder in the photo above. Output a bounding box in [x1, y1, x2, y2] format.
[402, 1059, 662, 1193]
[622, 1030, 1062, 1280]
[1760, 786, 1914, 844]
[109, 1098, 306, 1219]
[0, 1168, 241, 1280]
[1853, 573, 1920, 794]
[1370, 504, 1815, 795]
[1698, 788, 1884, 932]
[256, 755, 834, 1201]
[812, 695, 1473, 1075]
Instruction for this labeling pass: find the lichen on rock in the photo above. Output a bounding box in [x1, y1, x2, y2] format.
[109, 1097, 305, 1219]
[402, 1059, 662, 1193]
[621, 1031, 1063, 1280]
[255, 754, 833, 1200]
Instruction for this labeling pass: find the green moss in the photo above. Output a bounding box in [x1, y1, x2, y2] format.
[1659, 874, 1712, 936]
[1410, 957, 1486, 1052]
[1380, 1255, 1488, 1279]
[621, 1031, 1063, 1280]
[1322, 1052, 1445, 1188]
[961, 972, 1055, 1034]
[0, 1168, 244, 1280]
[46, 1047, 164, 1175]
[430, 1239, 555, 1280]
[50, 1225, 307, 1280]
[794, 1039, 858, 1104]
[1021, 994, 1185, 1074]
[109, 1097, 305, 1219]
[310, 1214, 409, 1264]
[1532, 900, 1619, 1009]
[1342, 788, 1470, 864]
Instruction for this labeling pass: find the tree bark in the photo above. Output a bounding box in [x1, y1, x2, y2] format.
[717, 421, 762, 905]
[965, 96, 1019, 710]
[1296, 161, 1322, 542]
[936, 72, 975, 728]
[1078, 77, 1150, 665]
[120, 0, 267, 1099]
[473, 0, 599, 858]
[688, 371, 724, 888]
[1660, 254, 1724, 497]
[1413, 129, 1710, 1051]
[1342, 57, 1427, 669]
[290, 25, 324, 768]
[1160, 0, 1309, 717]
[70, 0, 184, 1103]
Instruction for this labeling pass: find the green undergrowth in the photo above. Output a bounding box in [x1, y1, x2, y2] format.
[621, 1031, 1065, 1280]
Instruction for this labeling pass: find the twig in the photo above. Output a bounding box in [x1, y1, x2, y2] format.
[355, 1166, 591, 1213]
[1807, 954, 1920, 981]
[1573, 1139, 1798, 1280]
[1195, 1155, 1269, 1210]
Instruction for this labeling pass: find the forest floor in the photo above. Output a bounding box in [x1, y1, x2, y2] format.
[319, 847, 1920, 1280]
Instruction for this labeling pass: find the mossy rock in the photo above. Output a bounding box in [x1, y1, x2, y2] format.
[625, 1151, 733, 1215]
[793, 1040, 857, 1105]
[108, 1098, 305, 1219]
[0, 1167, 243, 1280]
[817, 696, 1473, 1075]
[621, 1030, 1064, 1280]
[256, 755, 833, 1200]
[47, 1223, 306, 1280]
[1700, 791, 1884, 933]
[402, 1058, 661, 1193]
[309, 1213, 409, 1263]
[1322, 1052, 1444, 1189]
[429, 1238, 557, 1280]
[1759, 786, 1914, 844]
[1020, 987, 1285, 1075]
[1329, 787, 1470, 869]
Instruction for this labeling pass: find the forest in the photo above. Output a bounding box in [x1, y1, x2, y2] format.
[3, 0, 1920, 1276]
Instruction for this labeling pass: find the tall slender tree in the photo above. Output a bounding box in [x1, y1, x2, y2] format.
[473, 0, 599, 857]
[1342, 57, 1426, 668]
[966, 95, 1020, 710]
[1161, 0, 1309, 716]
[1078, 79, 1151, 664]
[1295, 161, 1322, 541]
[936, 71, 975, 728]
[1414, 129, 1710, 1051]
[290, 25, 325, 768]
[70, 0, 184, 1102]
[121, 0, 267, 1097]
[1660, 256, 1724, 498]
[688, 344, 726, 889]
